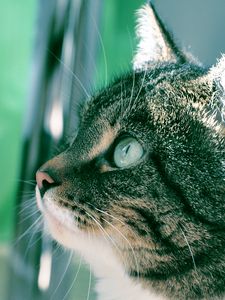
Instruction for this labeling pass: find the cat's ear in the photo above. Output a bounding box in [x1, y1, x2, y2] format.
[133, 2, 185, 71]
[207, 55, 225, 92]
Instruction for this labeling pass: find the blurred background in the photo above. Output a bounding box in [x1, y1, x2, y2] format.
[1, 0, 225, 299]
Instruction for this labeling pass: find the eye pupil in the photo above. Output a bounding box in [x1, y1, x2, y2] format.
[113, 137, 144, 168]
[124, 144, 131, 155]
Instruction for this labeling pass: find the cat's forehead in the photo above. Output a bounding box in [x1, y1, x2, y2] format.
[83, 63, 209, 122]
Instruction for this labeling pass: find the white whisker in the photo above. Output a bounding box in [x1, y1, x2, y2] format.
[84, 211, 122, 258]
[91, 205, 128, 228]
[62, 256, 83, 300]
[132, 68, 147, 108]
[16, 179, 37, 186]
[86, 230, 92, 300]
[91, 17, 108, 87]
[14, 215, 42, 246]
[19, 207, 39, 224]
[100, 216, 140, 280]
[50, 251, 74, 300]
[125, 69, 136, 117]
[24, 226, 43, 257]
[180, 227, 197, 271]
[18, 198, 36, 215]
[47, 49, 90, 99]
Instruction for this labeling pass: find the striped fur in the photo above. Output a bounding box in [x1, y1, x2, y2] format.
[36, 3, 225, 299]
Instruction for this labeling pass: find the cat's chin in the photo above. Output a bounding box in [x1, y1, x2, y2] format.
[35, 186, 129, 278]
[35, 186, 81, 249]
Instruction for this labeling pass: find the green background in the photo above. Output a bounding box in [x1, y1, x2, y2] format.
[0, 1, 37, 241]
[0, 1, 143, 298]
[0, 0, 143, 241]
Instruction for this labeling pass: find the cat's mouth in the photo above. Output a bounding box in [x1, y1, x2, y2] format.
[35, 185, 106, 234]
[36, 186, 78, 230]
[35, 186, 123, 258]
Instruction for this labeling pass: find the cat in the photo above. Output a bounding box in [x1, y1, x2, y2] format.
[36, 2, 225, 300]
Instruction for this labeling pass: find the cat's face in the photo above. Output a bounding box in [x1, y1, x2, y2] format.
[36, 62, 224, 271]
[36, 3, 225, 299]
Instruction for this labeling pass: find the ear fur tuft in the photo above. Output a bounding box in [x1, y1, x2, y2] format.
[208, 55, 225, 91]
[133, 3, 185, 71]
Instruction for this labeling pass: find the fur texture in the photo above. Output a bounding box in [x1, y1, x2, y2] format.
[36, 3, 225, 300]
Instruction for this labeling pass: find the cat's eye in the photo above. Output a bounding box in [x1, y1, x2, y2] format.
[113, 137, 144, 168]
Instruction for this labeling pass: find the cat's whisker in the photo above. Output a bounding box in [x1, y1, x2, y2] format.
[99, 216, 140, 280]
[120, 80, 125, 116]
[16, 179, 37, 186]
[180, 227, 197, 272]
[86, 259, 92, 300]
[88, 203, 128, 229]
[17, 188, 36, 198]
[122, 67, 147, 121]
[19, 207, 40, 224]
[26, 232, 43, 253]
[91, 17, 108, 87]
[84, 209, 131, 272]
[84, 210, 123, 258]
[19, 193, 36, 200]
[132, 68, 147, 109]
[17, 197, 34, 205]
[87, 232, 92, 300]
[125, 69, 136, 118]
[18, 201, 36, 215]
[18, 197, 36, 214]
[118, 28, 134, 118]
[50, 250, 74, 300]
[87, 205, 132, 272]
[52, 241, 63, 257]
[56, 197, 121, 258]
[14, 215, 43, 246]
[19, 189, 36, 195]
[47, 49, 90, 99]
[62, 255, 83, 300]
[24, 223, 43, 257]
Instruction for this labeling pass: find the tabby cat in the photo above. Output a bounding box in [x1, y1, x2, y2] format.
[36, 2, 225, 300]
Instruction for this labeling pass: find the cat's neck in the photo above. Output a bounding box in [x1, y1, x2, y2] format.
[95, 275, 166, 300]
[43, 208, 225, 300]
[71, 231, 166, 300]
[73, 232, 225, 300]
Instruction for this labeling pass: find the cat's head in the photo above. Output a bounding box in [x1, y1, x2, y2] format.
[36, 3, 225, 297]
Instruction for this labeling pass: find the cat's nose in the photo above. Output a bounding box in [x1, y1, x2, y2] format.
[36, 170, 55, 196]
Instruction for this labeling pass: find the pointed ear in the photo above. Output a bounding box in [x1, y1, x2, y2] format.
[202, 55, 225, 127]
[207, 55, 225, 91]
[133, 3, 185, 71]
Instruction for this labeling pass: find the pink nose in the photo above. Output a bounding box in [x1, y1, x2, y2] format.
[36, 170, 54, 194]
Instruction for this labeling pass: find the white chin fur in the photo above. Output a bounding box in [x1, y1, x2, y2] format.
[35, 188, 167, 300]
[35, 188, 124, 274]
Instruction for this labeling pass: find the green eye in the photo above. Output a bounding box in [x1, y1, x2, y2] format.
[113, 137, 144, 168]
